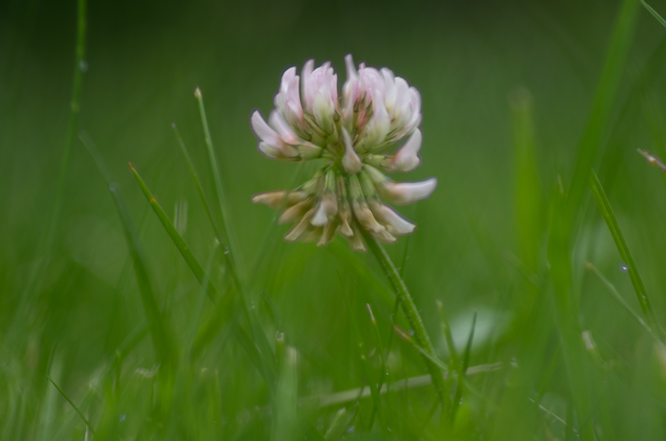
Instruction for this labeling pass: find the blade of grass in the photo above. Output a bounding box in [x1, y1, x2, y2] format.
[80, 132, 176, 369]
[509, 87, 542, 273]
[10, 0, 87, 341]
[46, 375, 96, 436]
[366, 237, 448, 409]
[324, 407, 346, 440]
[193, 88, 241, 273]
[640, 0, 666, 27]
[129, 162, 218, 303]
[588, 170, 664, 337]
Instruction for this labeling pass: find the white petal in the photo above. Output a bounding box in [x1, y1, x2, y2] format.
[385, 129, 422, 173]
[368, 199, 416, 235]
[301, 59, 315, 109]
[251, 111, 281, 147]
[378, 177, 437, 206]
[268, 110, 299, 145]
[341, 128, 363, 174]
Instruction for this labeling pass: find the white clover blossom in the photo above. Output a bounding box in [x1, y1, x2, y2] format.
[250, 54, 436, 252]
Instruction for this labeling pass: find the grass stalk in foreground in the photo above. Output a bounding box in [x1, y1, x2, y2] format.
[11, 0, 87, 336]
[366, 237, 448, 409]
[588, 171, 664, 338]
[129, 162, 218, 303]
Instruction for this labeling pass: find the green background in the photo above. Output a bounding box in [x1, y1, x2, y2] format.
[2, 0, 666, 439]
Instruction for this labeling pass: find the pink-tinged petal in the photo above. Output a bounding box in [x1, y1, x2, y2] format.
[268, 110, 299, 145]
[279, 199, 314, 225]
[251, 190, 310, 210]
[251, 111, 282, 146]
[301, 59, 315, 110]
[384, 129, 422, 173]
[368, 199, 416, 236]
[341, 128, 363, 174]
[378, 177, 437, 206]
[381, 68, 397, 112]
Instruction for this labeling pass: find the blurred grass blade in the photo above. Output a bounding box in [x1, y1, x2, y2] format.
[129, 162, 217, 303]
[324, 407, 346, 440]
[588, 171, 663, 337]
[509, 87, 542, 272]
[641, 0, 666, 27]
[11, 0, 87, 338]
[451, 313, 476, 422]
[367, 237, 448, 408]
[80, 133, 176, 368]
[273, 346, 299, 441]
[564, 0, 640, 225]
[46, 375, 96, 436]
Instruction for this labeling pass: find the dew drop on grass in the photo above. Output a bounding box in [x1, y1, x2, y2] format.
[78, 60, 89, 72]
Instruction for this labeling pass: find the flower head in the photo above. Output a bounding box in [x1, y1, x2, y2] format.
[250, 55, 436, 252]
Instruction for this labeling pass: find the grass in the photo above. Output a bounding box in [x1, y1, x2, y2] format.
[3, 0, 666, 439]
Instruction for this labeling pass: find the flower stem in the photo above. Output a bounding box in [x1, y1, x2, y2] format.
[365, 237, 447, 408]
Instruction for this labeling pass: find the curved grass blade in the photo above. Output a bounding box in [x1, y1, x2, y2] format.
[80, 133, 176, 368]
[588, 171, 664, 337]
[129, 162, 217, 303]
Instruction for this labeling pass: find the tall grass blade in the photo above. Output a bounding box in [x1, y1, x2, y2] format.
[509, 87, 542, 272]
[273, 346, 300, 441]
[588, 171, 663, 336]
[129, 162, 217, 303]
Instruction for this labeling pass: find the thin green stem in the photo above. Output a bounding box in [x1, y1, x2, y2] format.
[366, 237, 447, 408]
[641, 0, 666, 27]
[129, 163, 217, 303]
[588, 171, 664, 338]
[194, 88, 240, 275]
[46, 375, 96, 436]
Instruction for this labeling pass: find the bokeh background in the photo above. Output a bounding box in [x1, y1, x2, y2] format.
[2, 0, 666, 439]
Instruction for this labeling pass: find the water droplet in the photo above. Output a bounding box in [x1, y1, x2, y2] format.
[224, 248, 230, 255]
[408, 329, 415, 336]
[347, 426, 355, 434]
[109, 183, 117, 192]
[78, 60, 89, 72]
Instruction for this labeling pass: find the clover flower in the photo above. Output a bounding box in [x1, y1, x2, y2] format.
[250, 55, 437, 252]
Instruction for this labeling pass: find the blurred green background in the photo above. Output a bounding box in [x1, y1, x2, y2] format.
[2, 0, 666, 439]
